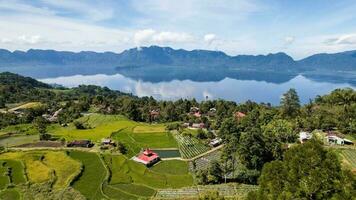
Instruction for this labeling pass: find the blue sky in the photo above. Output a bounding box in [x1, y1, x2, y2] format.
[1, 0, 356, 59]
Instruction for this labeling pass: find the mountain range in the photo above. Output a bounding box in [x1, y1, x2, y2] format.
[0, 46, 355, 84]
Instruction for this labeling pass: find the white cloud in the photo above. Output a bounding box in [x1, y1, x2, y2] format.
[284, 36, 295, 45]
[0, 38, 12, 43]
[18, 35, 42, 44]
[204, 34, 216, 46]
[324, 34, 356, 45]
[134, 29, 156, 46]
[134, 29, 194, 47]
[0, 13, 132, 52]
[153, 31, 193, 43]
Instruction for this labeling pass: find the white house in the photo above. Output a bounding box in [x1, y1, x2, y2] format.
[299, 131, 312, 143]
[325, 133, 354, 145]
[210, 138, 222, 147]
[326, 135, 344, 145]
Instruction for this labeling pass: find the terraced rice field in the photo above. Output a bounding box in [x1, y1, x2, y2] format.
[0, 162, 10, 190]
[341, 149, 356, 171]
[1, 160, 26, 184]
[0, 151, 81, 187]
[102, 154, 193, 198]
[174, 133, 210, 159]
[43, 152, 81, 188]
[69, 151, 107, 200]
[0, 188, 21, 200]
[0, 159, 26, 190]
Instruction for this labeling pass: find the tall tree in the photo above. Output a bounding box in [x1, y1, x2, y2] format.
[249, 139, 355, 200]
[280, 88, 300, 117]
[238, 128, 272, 170]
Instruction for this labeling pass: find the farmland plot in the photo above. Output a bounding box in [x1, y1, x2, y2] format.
[103, 154, 193, 198]
[341, 149, 356, 170]
[174, 133, 210, 159]
[189, 150, 221, 172]
[155, 183, 258, 199]
[69, 151, 107, 200]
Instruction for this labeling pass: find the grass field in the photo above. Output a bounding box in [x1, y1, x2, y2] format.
[151, 160, 190, 175]
[0, 135, 39, 147]
[48, 114, 177, 156]
[69, 151, 107, 200]
[8, 102, 43, 112]
[113, 126, 178, 158]
[0, 124, 38, 136]
[133, 124, 166, 133]
[48, 114, 137, 141]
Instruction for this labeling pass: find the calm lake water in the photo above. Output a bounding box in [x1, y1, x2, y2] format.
[40, 73, 354, 105]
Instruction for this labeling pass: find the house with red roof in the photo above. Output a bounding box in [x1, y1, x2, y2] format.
[133, 149, 160, 166]
[234, 111, 246, 120]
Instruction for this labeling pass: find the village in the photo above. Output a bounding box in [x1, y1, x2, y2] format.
[29, 105, 353, 169]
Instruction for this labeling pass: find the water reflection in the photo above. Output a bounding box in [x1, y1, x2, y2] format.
[40, 74, 354, 105]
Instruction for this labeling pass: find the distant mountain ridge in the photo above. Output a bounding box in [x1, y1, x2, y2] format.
[1, 46, 355, 71]
[0, 46, 355, 84]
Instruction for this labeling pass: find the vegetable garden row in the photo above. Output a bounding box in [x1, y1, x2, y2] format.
[174, 133, 210, 159]
[155, 183, 258, 199]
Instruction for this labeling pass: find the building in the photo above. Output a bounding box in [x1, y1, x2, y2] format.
[133, 149, 160, 166]
[210, 138, 222, 147]
[182, 122, 190, 128]
[234, 112, 246, 120]
[325, 132, 354, 145]
[149, 109, 160, 121]
[190, 107, 200, 113]
[299, 131, 312, 143]
[207, 108, 216, 117]
[191, 123, 205, 129]
[101, 138, 115, 146]
[193, 112, 202, 118]
[67, 140, 93, 148]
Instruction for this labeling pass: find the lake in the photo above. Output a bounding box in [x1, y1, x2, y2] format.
[40, 73, 354, 105]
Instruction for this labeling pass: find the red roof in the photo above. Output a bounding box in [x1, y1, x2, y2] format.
[150, 110, 159, 116]
[235, 112, 246, 119]
[194, 112, 201, 117]
[137, 149, 159, 164]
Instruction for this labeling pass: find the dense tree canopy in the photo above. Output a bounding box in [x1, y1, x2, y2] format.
[249, 140, 355, 200]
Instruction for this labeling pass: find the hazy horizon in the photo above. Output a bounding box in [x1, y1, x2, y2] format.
[1, 0, 356, 59]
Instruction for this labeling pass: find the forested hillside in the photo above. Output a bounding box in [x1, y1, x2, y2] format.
[0, 72, 355, 199]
